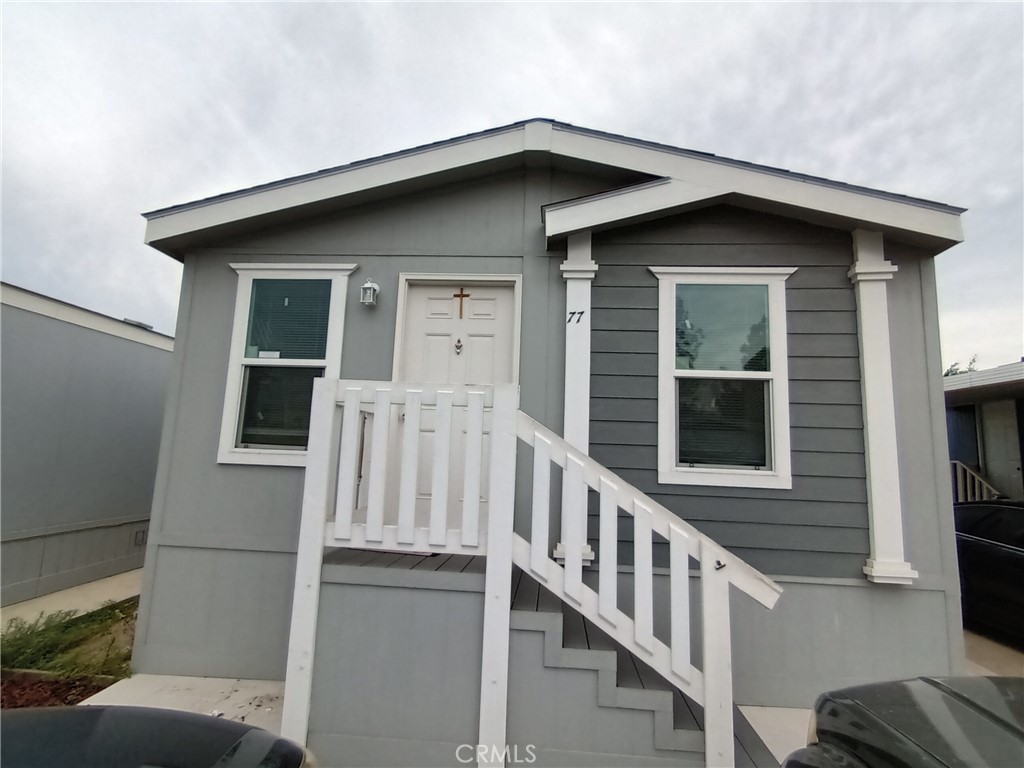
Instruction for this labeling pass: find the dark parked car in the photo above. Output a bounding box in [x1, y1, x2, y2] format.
[782, 676, 1024, 768]
[954, 499, 1024, 648]
[0, 705, 314, 768]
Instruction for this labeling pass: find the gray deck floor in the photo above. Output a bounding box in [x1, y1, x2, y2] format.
[323, 548, 485, 573]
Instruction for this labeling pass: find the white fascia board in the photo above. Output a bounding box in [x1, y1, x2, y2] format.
[0, 283, 174, 351]
[145, 127, 530, 245]
[547, 128, 964, 245]
[943, 361, 1024, 392]
[545, 177, 728, 238]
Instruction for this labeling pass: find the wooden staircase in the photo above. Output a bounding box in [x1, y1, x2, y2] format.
[509, 567, 778, 767]
[283, 379, 783, 767]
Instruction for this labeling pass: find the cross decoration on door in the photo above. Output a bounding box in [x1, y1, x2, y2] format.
[453, 287, 471, 319]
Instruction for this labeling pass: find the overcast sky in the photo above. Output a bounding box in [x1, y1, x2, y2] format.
[3, 2, 1021, 368]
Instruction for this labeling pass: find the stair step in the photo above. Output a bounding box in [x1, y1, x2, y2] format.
[511, 568, 540, 611]
[561, 603, 588, 649]
[616, 647, 643, 688]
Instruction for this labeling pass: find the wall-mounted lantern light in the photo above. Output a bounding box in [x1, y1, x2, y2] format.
[359, 279, 380, 307]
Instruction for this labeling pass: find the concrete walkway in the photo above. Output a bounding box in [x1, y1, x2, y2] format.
[82, 674, 285, 732]
[1, 569, 143, 630]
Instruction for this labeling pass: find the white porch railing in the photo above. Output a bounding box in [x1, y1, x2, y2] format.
[282, 379, 782, 768]
[950, 460, 1001, 502]
[514, 412, 781, 767]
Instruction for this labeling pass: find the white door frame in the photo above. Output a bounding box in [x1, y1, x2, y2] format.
[391, 273, 523, 383]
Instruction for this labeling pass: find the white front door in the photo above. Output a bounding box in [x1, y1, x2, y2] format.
[398, 283, 516, 385]
[387, 281, 517, 535]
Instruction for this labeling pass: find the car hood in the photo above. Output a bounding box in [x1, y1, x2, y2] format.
[828, 677, 1024, 768]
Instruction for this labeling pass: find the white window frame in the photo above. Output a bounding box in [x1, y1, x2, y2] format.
[651, 267, 795, 489]
[218, 263, 357, 467]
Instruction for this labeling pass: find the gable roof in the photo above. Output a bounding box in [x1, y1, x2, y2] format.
[143, 119, 965, 259]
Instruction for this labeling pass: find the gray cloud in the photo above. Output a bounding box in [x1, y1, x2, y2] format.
[2, 2, 1020, 366]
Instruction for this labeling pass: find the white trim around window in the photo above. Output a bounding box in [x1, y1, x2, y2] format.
[218, 263, 357, 467]
[650, 267, 795, 489]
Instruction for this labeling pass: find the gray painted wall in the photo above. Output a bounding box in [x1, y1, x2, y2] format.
[135, 167, 962, 711]
[589, 207, 869, 579]
[1, 304, 170, 605]
[307, 571, 484, 767]
[134, 167, 630, 677]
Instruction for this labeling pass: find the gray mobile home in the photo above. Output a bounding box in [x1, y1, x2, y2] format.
[135, 121, 965, 767]
[945, 360, 1024, 500]
[1, 283, 172, 605]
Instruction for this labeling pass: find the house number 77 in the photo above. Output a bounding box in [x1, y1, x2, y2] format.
[566, 311, 585, 324]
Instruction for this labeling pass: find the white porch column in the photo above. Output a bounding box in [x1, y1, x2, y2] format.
[554, 232, 597, 562]
[849, 230, 918, 585]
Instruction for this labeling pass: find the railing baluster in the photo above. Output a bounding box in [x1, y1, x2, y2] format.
[633, 501, 654, 653]
[530, 434, 551, 580]
[365, 388, 391, 542]
[396, 389, 421, 545]
[669, 526, 691, 681]
[429, 390, 453, 546]
[563, 455, 586, 604]
[598, 477, 618, 624]
[333, 387, 363, 539]
[461, 391, 484, 547]
[701, 539, 734, 767]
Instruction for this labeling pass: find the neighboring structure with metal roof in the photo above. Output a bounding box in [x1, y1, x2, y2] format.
[1, 283, 173, 605]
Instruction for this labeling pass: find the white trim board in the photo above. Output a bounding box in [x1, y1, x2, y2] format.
[650, 266, 795, 490]
[217, 262, 357, 467]
[1, 283, 174, 351]
[144, 121, 964, 255]
[943, 361, 1024, 393]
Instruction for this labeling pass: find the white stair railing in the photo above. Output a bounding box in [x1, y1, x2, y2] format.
[325, 380, 509, 554]
[514, 412, 782, 768]
[950, 460, 1001, 502]
[285, 379, 783, 768]
[282, 379, 519, 748]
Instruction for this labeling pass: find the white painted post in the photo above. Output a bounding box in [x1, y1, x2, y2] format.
[281, 378, 338, 743]
[429, 390, 453, 546]
[333, 387, 362, 539]
[477, 384, 519, 767]
[633, 501, 655, 653]
[556, 232, 597, 563]
[700, 539, 734, 768]
[669, 526, 691, 681]
[530, 434, 551, 580]
[850, 230, 918, 585]
[396, 389, 421, 545]
[462, 391, 484, 548]
[563, 456, 586, 604]
[365, 388, 392, 542]
[598, 477, 618, 624]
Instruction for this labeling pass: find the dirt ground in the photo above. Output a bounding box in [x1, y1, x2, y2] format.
[1, 673, 112, 708]
[1, 597, 136, 709]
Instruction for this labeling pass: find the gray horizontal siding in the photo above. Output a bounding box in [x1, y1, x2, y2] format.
[588, 206, 867, 579]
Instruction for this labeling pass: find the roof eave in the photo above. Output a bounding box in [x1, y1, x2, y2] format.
[542, 176, 964, 253]
[144, 118, 966, 258]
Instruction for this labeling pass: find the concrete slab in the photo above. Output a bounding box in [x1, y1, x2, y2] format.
[964, 630, 1024, 677]
[739, 705, 811, 763]
[1, 569, 143, 629]
[80, 674, 285, 733]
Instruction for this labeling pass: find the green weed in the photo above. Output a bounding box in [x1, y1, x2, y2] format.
[1, 597, 138, 679]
